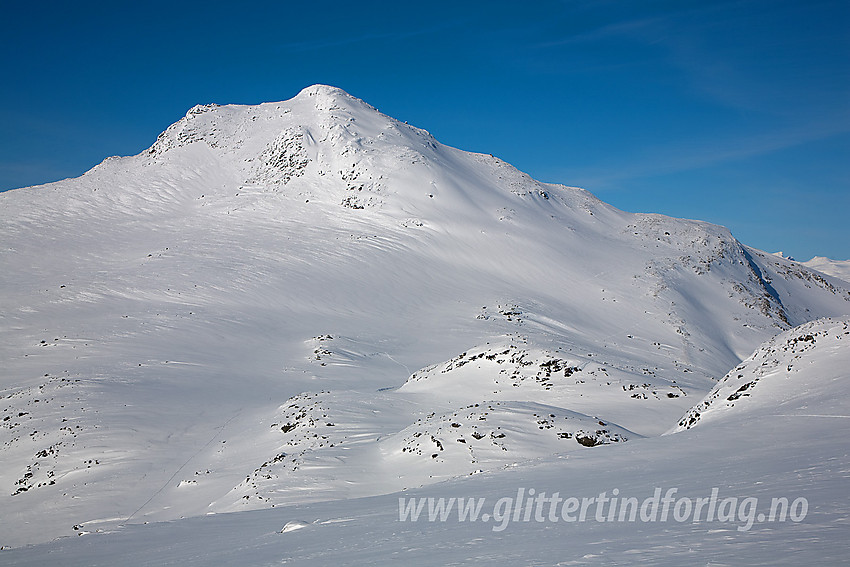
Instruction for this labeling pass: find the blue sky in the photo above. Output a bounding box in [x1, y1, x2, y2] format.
[2, 0, 848, 259]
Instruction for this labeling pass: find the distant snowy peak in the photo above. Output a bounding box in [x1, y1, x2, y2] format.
[673, 316, 850, 431]
[802, 257, 850, 283]
[772, 252, 850, 284]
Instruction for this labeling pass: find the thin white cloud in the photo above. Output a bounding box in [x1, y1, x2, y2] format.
[557, 118, 850, 189]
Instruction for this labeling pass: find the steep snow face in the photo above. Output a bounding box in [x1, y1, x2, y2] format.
[673, 316, 850, 431]
[2, 85, 850, 548]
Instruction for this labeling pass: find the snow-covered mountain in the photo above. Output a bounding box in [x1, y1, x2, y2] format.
[2, 85, 849, 556]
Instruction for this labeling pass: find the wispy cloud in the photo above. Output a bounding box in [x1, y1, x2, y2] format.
[533, 15, 665, 49]
[531, 1, 848, 118]
[557, 118, 850, 189]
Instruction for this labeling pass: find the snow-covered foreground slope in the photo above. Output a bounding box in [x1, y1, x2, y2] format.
[1, 85, 849, 554]
[3, 317, 848, 565]
[674, 316, 850, 430]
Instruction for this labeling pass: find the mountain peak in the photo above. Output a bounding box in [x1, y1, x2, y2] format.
[296, 84, 354, 99]
[293, 84, 378, 116]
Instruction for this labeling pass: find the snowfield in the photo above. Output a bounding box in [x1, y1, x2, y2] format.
[1, 85, 849, 564]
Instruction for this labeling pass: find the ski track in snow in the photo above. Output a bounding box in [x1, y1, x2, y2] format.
[124, 410, 242, 523]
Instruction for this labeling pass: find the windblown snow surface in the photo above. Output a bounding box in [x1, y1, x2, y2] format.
[1, 85, 849, 564]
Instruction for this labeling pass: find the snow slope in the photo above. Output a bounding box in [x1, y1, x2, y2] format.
[1, 85, 849, 553]
[2, 317, 848, 565]
[673, 316, 850, 430]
